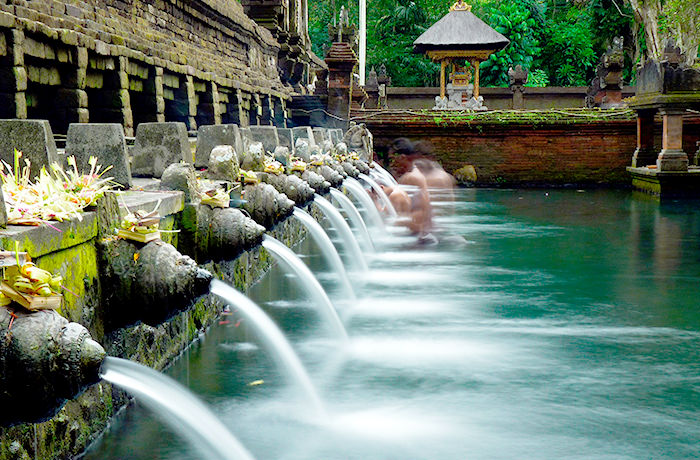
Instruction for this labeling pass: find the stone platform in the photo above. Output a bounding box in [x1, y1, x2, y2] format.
[627, 166, 700, 198]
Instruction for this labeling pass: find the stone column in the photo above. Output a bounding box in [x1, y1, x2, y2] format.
[236, 90, 250, 127]
[657, 109, 687, 171]
[211, 82, 222, 125]
[155, 67, 165, 122]
[273, 97, 286, 127]
[185, 75, 197, 131]
[261, 94, 272, 126]
[74, 47, 88, 122]
[252, 93, 262, 126]
[631, 109, 657, 167]
[11, 29, 26, 118]
[117, 57, 134, 136]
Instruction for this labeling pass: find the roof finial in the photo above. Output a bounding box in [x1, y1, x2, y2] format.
[450, 0, 471, 11]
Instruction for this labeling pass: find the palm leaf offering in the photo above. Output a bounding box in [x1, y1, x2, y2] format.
[200, 186, 231, 208]
[263, 158, 285, 175]
[0, 150, 115, 226]
[0, 261, 63, 311]
[240, 170, 259, 185]
[117, 209, 162, 243]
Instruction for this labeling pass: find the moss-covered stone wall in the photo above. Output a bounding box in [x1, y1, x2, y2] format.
[0, 190, 310, 460]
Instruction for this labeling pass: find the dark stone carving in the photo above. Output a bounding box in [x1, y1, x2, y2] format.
[586, 37, 625, 108]
[241, 183, 295, 229]
[301, 170, 331, 194]
[259, 172, 316, 205]
[508, 65, 528, 109]
[98, 239, 212, 331]
[0, 308, 105, 426]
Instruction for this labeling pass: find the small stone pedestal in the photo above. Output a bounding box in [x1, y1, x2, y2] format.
[656, 109, 688, 171]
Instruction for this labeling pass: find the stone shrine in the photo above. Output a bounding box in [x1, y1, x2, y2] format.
[413, 0, 509, 111]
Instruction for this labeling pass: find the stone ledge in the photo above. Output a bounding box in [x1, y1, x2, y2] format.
[628, 166, 700, 198]
[111, 188, 184, 218]
[0, 213, 98, 258]
[0, 189, 183, 258]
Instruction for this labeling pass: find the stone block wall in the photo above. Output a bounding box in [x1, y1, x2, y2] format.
[385, 86, 637, 111]
[0, 0, 293, 135]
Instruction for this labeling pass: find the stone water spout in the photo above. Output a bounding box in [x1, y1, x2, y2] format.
[259, 172, 315, 206]
[330, 163, 349, 179]
[302, 170, 331, 195]
[99, 239, 213, 331]
[160, 162, 267, 261]
[341, 161, 360, 178]
[313, 165, 344, 187]
[352, 159, 371, 175]
[242, 183, 295, 229]
[181, 205, 266, 262]
[0, 308, 105, 426]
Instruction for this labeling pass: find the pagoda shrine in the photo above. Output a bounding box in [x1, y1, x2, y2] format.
[413, 0, 509, 110]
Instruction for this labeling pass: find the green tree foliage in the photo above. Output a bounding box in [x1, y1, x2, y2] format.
[477, 1, 541, 86]
[540, 9, 597, 86]
[368, 0, 440, 86]
[307, 0, 641, 87]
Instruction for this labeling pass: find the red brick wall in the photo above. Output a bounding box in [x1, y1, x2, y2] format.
[356, 110, 700, 186]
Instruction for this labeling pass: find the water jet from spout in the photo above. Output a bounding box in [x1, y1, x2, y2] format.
[293, 207, 356, 299]
[210, 280, 327, 418]
[100, 357, 256, 460]
[329, 188, 375, 251]
[313, 194, 368, 272]
[343, 177, 385, 230]
[262, 235, 349, 340]
[359, 173, 398, 219]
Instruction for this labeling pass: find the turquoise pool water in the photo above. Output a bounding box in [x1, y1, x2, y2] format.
[86, 189, 700, 459]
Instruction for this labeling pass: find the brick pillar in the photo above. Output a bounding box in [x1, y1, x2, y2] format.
[185, 75, 197, 131]
[155, 67, 165, 122]
[631, 109, 657, 167]
[325, 42, 357, 128]
[657, 108, 687, 171]
[11, 29, 26, 118]
[117, 57, 133, 136]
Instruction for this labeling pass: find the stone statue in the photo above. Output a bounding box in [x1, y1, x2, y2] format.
[508, 65, 528, 109]
[366, 67, 379, 89]
[306, 74, 317, 94]
[586, 36, 624, 108]
[661, 39, 683, 66]
[343, 122, 373, 162]
[508, 65, 528, 88]
[433, 82, 485, 110]
[464, 95, 486, 111]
